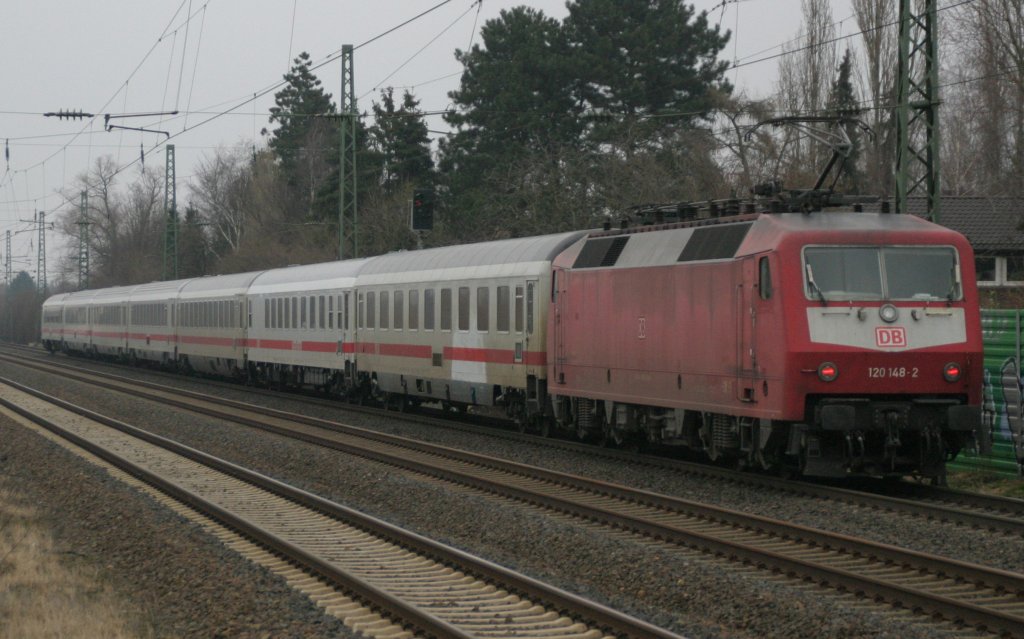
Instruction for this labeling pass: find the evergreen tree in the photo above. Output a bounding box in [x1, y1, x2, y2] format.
[7, 271, 39, 343]
[441, 6, 583, 240]
[564, 0, 731, 149]
[829, 48, 864, 192]
[178, 205, 210, 277]
[265, 52, 338, 220]
[369, 88, 434, 193]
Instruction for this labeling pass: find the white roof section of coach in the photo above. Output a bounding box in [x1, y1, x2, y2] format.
[128, 278, 193, 303]
[248, 258, 372, 296]
[178, 271, 264, 299]
[89, 285, 139, 304]
[41, 293, 70, 309]
[356, 231, 588, 286]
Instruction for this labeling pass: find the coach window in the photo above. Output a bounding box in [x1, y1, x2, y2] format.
[282, 298, 289, 329]
[440, 288, 452, 331]
[301, 297, 308, 329]
[344, 293, 350, 330]
[310, 296, 317, 329]
[394, 290, 403, 330]
[458, 287, 470, 331]
[367, 291, 376, 329]
[328, 296, 334, 329]
[514, 286, 524, 333]
[477, 287, 489, 332]
[458, 286, 468, 331]
[408, 290, 419, 330]
[318, 295, 325, 329]
[759, 256, 772, 300]
[291, 296, 298, 329]
[380, 291, 389, 330]
[424, 289, 435, 331]
[497, 286, 510, 332]
[526, 281, 535, 334]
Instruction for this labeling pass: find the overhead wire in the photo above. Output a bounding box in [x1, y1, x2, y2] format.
[1, 0, 996, 234]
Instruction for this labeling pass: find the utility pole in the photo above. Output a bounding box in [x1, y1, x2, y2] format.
[36, 211, 46, 297]
[77, 191, 90, 289]
[163, 144, 178, 280]
[338, 44, 358, 260]
[4, 231, 10, 287]
[895, 0, 940, 221]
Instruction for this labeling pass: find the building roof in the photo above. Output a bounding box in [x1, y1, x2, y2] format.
[906, 197, 1024, 254]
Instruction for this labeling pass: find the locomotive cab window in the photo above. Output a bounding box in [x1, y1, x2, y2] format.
[758, 256, 772, 300]
[803, 245, 961, 302]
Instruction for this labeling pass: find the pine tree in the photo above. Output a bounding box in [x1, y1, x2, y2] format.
[564, 0, 731, 149]
[369, 88, 434, 193]
[265, 52, 338, 220]
[829, 48, 864, 192]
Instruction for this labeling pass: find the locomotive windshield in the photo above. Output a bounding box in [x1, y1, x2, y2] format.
[803, 246, 961, 302]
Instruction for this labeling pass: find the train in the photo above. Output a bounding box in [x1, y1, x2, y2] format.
[40, 203, 983, 480]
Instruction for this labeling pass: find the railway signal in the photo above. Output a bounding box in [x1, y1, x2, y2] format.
[411, 188, 434, 231]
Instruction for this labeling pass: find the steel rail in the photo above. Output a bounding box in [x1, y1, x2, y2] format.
[5, 360, 1024, 636]
[8, 346, 1024, 538]
[0, 376, 682, 639]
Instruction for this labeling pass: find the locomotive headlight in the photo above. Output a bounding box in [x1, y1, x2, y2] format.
[943, 362, 962, 382]
[879, 304, 899, 323]
[818, 362, 839, 382]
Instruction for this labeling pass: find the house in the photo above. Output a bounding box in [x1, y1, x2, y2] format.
[905, 196, 1024, 289]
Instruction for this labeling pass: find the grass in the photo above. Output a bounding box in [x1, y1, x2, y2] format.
[0, 489, 145, 639]
[947, 470, 1024, 499]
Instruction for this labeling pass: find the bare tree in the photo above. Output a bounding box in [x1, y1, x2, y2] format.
[773, 0, 839, 187]
[852, 0, 897, 195]
[189, 144, 253, 257]
[716, 95, 781, 194]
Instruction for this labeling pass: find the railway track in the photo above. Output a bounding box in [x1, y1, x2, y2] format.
[0, 376, 676, 639]
[7, 344, 1024, 539]
[5, 350, 1024, 636]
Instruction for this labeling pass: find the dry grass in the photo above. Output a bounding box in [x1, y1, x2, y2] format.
[0, 490, 145, 639]
[948, 470, 1024, 499]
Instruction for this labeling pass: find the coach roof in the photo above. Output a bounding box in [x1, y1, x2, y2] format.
[359, 231, 588, 277]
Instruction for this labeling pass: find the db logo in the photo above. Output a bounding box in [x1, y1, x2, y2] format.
[875, 326, 907, 348]
[638, 317, 647, 339]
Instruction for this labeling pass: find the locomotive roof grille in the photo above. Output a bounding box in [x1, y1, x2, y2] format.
[573, 236, 630, 268]
[677, 223, 753, 262]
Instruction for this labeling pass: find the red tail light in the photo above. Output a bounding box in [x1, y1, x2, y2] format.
[944, 363, 961, 382]
[818, 362, 838, 382]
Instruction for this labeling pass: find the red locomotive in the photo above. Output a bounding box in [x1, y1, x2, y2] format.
[543, 208, 982, 479]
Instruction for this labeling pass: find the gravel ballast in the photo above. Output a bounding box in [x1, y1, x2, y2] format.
[2, 353, 984, 638]
[0, 410, 355, 639]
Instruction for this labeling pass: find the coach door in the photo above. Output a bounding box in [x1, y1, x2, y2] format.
[736, 258, 757, 402]
[515, 279, 538, 366]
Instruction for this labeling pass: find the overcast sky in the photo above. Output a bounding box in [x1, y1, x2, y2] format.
[0, 0, 856, 274]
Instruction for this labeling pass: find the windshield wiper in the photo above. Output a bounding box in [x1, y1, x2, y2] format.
[946, 264, 961, 304]
[805, 264, 828, 306]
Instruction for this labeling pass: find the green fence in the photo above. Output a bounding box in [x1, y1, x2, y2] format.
[949, 309, 1022, 476]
